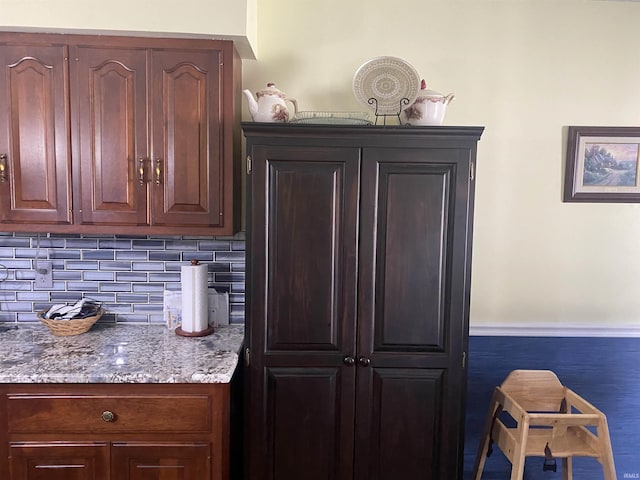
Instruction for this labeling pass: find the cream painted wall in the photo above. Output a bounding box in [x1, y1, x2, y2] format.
[244, 0, 640, 329]
[1, 0, 258, 58]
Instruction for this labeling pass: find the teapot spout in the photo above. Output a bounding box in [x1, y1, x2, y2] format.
[242, 89, 259, 119]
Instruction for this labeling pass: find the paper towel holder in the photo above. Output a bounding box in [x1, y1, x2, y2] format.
[175, 259, 216, 337]
[175, 324, 215, 337]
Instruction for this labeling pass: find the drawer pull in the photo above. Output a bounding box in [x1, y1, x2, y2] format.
[138, 157, 146, 185]
[154, 158, 162, 185]
[101, 410, 116, 422]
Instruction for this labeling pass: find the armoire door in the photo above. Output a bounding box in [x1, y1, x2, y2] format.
[149, 49, 223, 228]
[72, 46, 148, 226]
[354, 146, 474, 480]
[246, 144, 361, 480]
[0, 44, 72, 226]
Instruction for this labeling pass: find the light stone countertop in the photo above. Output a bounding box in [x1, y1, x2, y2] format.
[0, 323, 244, 384]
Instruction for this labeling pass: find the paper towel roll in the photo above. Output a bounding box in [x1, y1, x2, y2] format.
[181, 261, 209, 333]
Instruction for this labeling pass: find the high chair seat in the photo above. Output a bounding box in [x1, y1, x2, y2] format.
[472, 369, 616, 480]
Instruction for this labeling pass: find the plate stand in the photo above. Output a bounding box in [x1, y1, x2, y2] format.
[369, 97, 410, 125]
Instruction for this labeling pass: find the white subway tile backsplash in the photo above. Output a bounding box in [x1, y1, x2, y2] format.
[0, 232, 245, 325]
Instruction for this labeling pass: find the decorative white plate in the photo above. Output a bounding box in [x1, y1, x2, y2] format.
[352, 56, 420, 116]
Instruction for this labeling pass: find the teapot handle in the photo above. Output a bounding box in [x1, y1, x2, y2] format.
[286, 97, 299, 116]
[444, 94, 455, 105]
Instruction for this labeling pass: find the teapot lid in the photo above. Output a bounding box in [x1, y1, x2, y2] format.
[418, 79, 445, 98]
[257, 82, 286, 99]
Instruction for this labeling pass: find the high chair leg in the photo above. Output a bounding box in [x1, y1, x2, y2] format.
[509, 416, 530, 480]
[471, 395, 501, 480]
[599, 418, 616, 480]
[562, 457, 572, 480]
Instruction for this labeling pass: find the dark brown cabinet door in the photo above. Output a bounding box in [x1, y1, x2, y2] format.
[72, 46, 148, 226]
[111, 443, 209, 480]
[244, 124, 482, 480]
[246, 144, 361, 480]
[0, 44, 72, 226]
[150, 49, 223, 228]
[354, 147, 472, 480]
[9, 443, 109, 480]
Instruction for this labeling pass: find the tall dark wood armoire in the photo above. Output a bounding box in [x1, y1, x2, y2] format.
[243, 123, 483, 480]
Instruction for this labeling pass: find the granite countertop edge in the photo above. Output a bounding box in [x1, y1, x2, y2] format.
[0, 323, 244, 384]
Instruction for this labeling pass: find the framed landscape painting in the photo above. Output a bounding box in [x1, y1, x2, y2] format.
[564, 126, 640, 202]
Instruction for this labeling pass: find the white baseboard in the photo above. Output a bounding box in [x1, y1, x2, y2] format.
[469, 323, 640, 337]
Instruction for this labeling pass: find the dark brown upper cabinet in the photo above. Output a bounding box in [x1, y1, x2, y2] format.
[0, 32, 241, 235]
[243, 123, 483, 480]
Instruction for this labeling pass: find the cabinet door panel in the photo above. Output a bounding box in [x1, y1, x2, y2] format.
[111, 443, 209, 480]
[262, 368, 355, 480]
[249, 145, 360, 355]
[355, 368, 449, 480]
[150, 49, 222, 227]
[9, 442, 109, 480]
[375, 161, 452, 350]
[359, 147, 471, 357]
[72, 46, 148, 226]
[0, 45, 71, 225]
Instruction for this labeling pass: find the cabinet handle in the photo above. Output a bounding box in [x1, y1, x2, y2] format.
[343, 356, 355, 366]
[358, 356, 371, 367]
[101, 410, 116, 422]
[138, 157, 146, 185]
[0, 154, 7, 183]
[154, 158, 162, 185]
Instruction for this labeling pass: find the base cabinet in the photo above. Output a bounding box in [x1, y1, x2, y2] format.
[0, 383, 231, 480]
[243, 124, 483, 480]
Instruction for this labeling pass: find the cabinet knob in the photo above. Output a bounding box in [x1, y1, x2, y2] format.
[101, 410, 116, 422]
[358, 356, 371, 367]
[343, 356, 355, 366]
[0, 154, 7, 183]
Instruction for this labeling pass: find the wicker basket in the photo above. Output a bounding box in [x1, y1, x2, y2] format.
[37, 308, 104, 337]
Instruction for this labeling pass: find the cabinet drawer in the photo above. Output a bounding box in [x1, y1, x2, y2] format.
[7, 394, 212, 434]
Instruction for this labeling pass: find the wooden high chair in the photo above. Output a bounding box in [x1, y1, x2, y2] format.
[472, 370, 616, 480]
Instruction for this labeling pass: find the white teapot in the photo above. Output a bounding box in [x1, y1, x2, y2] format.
[243, 83, 299, 123]
[400, 80, 455, 126]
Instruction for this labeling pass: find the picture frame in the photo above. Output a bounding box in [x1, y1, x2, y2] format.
[564, 126, 640, 202]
